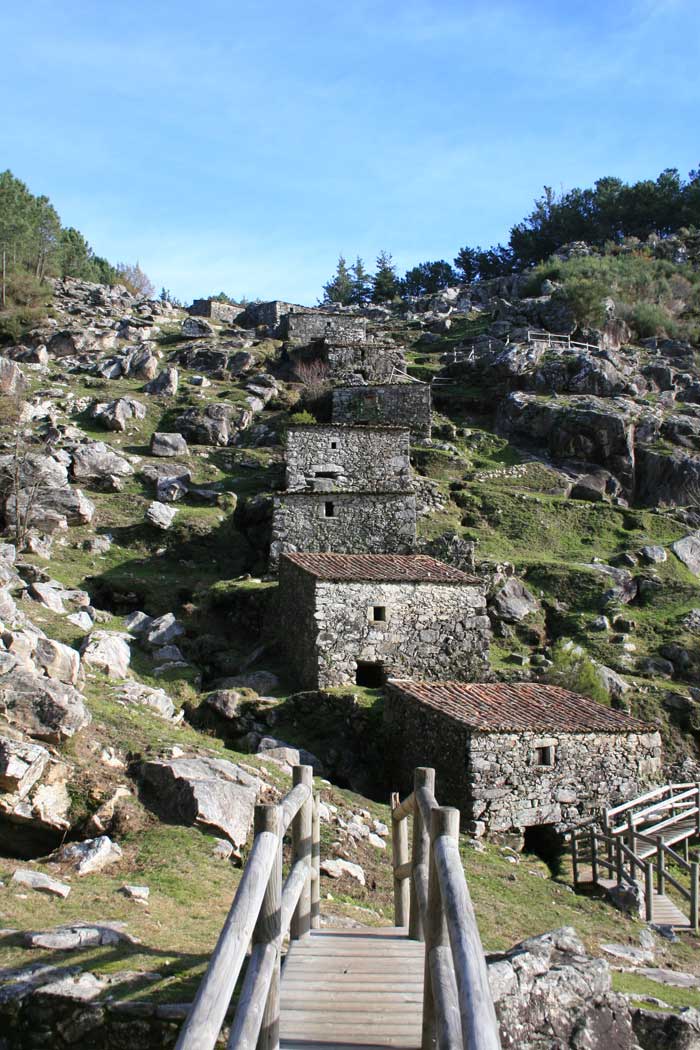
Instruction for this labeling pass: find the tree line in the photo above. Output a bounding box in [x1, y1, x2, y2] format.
[322, 165, 700, 303]
[0, 170, 154, 309]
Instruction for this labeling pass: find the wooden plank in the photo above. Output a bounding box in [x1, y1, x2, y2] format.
[280, 928, 424, 1050]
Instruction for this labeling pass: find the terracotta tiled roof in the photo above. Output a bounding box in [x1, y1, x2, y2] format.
[286, 423, 410, 432]
[282, 553, 480, 585]
[388, 680, 657, 734]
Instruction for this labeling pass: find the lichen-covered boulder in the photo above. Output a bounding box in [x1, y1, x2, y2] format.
[140, 755, 260, 845]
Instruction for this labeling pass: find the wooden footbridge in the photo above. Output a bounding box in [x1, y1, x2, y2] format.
[569, 782, 700, 930]
[175, 765, 501, 1050]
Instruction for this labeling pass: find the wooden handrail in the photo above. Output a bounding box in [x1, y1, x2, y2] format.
[391, 767, 502, 1050]
[176, 765, 318, 1050]
[607, 783, 694, 820]
[569, 786, 700, 931]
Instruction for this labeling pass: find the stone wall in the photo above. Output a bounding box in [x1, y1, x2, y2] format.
[188, 299, 245, 324]
[283, 312, 367, 345]
[279, 568, 490, 688]
[284, 425, 412, 493]
[276, 559, 320, 688]
[325, 343, 405, 383]
[270, 492, 417, 567]
[332, 383, 432, 436]
[239, 300, 302, 334]
[384, 685, 662, 835]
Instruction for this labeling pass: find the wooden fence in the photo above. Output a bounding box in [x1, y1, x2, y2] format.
[175, 765, 320, 1050]
[569, 782, 700, 930]
[391, 767, 502, 1050]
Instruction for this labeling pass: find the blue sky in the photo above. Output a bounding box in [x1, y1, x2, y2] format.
[2, 0, 697, 304]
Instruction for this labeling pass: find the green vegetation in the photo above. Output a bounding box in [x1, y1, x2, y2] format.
[523, 251, 700, 341]
[322, 164, 700, 294]
[543, 640, 609, 705]
[0, 169, 154, 343]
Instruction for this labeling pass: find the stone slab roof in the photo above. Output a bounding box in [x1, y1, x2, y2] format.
[388, 680, 657, 734]
[281, 553, 480, 585]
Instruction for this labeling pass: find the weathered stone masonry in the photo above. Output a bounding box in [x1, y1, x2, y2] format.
[324, 342, 405, 383]
[284, 312, 368, 345]
[279, 553, 490, 689]
[270, 491, 417, 567]
[284, 425, 412, 493]
[333, 383, 432, 436]
[188, 298, 245, 324]
[384, 680, 661, 836]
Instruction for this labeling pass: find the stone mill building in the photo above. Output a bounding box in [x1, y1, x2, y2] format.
[332, 382, 432, 437]
[278, 553, 490, 688]
[270, 424, 417, 567]
[384, 680, 661, 839]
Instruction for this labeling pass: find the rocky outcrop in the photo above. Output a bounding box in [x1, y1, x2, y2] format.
[0, 670, 91, 742]
[71, 442, 134, 486]
[90, 397, 146, 433]
[80, 631, 131, 679]
[496, 393, 637, 493]
[175, 403, 253, 446]
[139, 755, 260, 845]
[488, 927, 638, 1049]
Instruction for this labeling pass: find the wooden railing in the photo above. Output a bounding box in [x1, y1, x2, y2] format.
[175, 765, 320, 1050]
[569, 782, 700, 930]
[391, 767, 502, 1050]
[525, 329, 601, 353]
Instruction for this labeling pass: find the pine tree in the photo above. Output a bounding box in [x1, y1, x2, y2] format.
[350, 256, 371, 304]
[453, 246, 480, 283]
[371, 251, 400, 303]
[322, 254, 354, 305]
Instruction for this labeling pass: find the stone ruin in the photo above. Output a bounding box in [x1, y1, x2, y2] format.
[270, 425, 416, 567]
[278, 553, 490, 689]
[188, 298, 246, 324]
[332, 382, 432, 436]
[283, 311, 368, 345]
[283, 424, 413, 493]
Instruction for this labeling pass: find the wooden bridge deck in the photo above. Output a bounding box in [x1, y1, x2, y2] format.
[579, 869, 691, 929]
[280, 927, 425, 1050]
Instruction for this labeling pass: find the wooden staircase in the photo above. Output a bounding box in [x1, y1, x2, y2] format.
[569, 783, 700, 931]
[280, 927, 424, 1049]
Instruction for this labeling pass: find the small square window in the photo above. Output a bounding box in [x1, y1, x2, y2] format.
[324, 501, 335, 518]
[534, 746, 555, 767]
[372, 606, 387, 622]
[331, 441, 338, 449]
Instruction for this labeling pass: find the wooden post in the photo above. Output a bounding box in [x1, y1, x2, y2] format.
[615, 838, 623, 883]
[656, 837, 665, 896]
[570, 832, 579, 886]
[422, 807, 462, 1050]
[691, 862, 699, 932]
[684, 837, 690, 864]
[590, 830, 598, 884]
[290, 765, 313, 941]
[391, 791, 410, 928]
[602, 810, 613, 871]
[253, 806, 282, 1050]
[696, 784, 700, 836]
[311, 791, 321, 930]
[627, 813, 636, 857]
[645, 862, 654, 922]
[409, 767, 435, 942]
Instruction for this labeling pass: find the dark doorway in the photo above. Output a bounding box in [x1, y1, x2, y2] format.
[356, 661, 385, 687]
[523, 824, 565, 877]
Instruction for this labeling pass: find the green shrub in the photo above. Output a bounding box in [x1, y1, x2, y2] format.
[288, 410, 317, 426]
[543, 640, 609, 705]
[622, 301, 678, 340]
